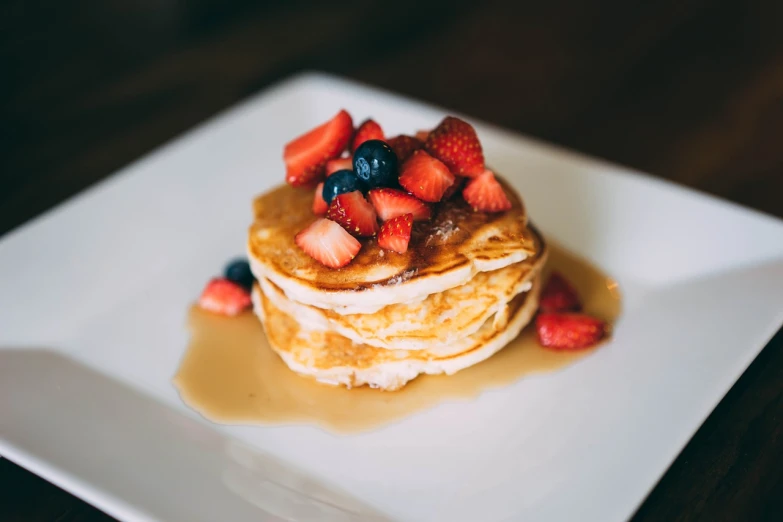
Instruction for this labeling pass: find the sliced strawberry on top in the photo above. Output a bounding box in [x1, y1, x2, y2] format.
[398, 150, 456, 203]
[377, 213, 413, 254]
[326, 190, 379, 237]
[425, 116, 485, 177]
[386, 135, 424, 163]
[325, 156, 353, 177]
[312, 182, 328, 215]
[415, 130, 431, 142]
[540, 272, 582, 313]
[351, 119, 385, 152]
[462, 169, 512, 212]
[284, 109, 353, 187]
[535, 313, 607, 351]
[295, 218, 361, 269]
[198, 278, 252, 316]
[441, 176, 465, 200]
[368, 188, 431, 222]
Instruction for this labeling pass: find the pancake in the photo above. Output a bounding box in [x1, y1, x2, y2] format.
[252, 277, 542, 391]
[247, 176, 536, 314]
[258, 230, 547, 350]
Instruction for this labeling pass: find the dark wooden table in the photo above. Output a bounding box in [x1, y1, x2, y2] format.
[2, 1, 782, 520]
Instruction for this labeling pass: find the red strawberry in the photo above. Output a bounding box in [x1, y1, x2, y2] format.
[326, 190, 379, 237]
[295, 218, 361, 269]
[325, 157, 353, 177]
[352, 119, 385, 152]
[441, 176, 465, 200]
[539, 272, 582, 313]
[535, 313, 607, 350]
[398, 150, 456, 203]
[284, 110, 353, 187]
[368, 188, 431, 222]
[462, 169, 512, 212]
[425, 116, 484, 177]
[415, 130, 430, 142]
[312, 182, 328, 215]
[198, 278, 252, 316]
[386, 135, 424, 163]
[377, 213, 413, 254]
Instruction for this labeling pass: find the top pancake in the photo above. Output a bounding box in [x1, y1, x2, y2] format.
[248, 176, 536, 313]
[258, 226, 546, 350]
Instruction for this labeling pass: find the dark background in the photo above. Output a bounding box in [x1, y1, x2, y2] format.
[1, 0, 782, 520]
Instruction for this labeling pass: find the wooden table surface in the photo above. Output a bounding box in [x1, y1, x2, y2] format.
[1, 0, 781, 520]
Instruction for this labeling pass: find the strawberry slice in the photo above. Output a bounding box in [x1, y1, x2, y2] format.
[325, 157, 353, 177]
[312, 182, 328, 215]
[462, 169, 512, 212]
[424, 116, 484, 177]
[326, 190, 379, 237]
[295, 218, 361, 269]
[284, 110, 353, 187]
[198, 278, 252, 316]
[368, 188, 431, 222]
[540, 272, 582, 313]
[415, 130, 431, 142]
[377, 213, 413, 254]
[352, 119, 385, 152]
[398, 150, 456, 203]
[386, 135, 424, 163]
[535, 313, 607, 350]
[441, 176, 465, 200]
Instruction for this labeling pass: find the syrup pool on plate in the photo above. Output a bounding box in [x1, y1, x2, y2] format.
[173, 244, 621, 433]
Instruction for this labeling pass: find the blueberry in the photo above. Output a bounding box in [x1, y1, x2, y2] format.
[353, 140, 398, 188]
[322, 169, 364, 203]
[224, 258, 255, 290]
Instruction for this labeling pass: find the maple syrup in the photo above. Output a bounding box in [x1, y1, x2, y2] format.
[174, 244, 620, 432]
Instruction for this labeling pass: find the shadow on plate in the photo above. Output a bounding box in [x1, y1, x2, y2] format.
[0, 349, 390, 522]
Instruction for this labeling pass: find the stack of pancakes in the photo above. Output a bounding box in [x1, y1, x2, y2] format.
[247, 177, 547, 391]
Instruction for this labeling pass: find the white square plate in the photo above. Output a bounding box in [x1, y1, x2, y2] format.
[2, 73, 782, 522]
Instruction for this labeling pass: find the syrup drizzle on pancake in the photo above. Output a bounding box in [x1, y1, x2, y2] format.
[247, 179, 535, 313]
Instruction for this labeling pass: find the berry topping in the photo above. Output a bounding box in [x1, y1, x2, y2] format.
[224, 258, 255, 290]
[398, 150, 456, 202]
[322, 169, 364, 203]
[415, 130, 430, 142]
[386, 135, 424, 163]
[353, 139, 399, 189]
[368, 188, 431, 222]
[326, 190, 379, 237]
[352, 119, 385, 152]
[284, 109, 353, 187]
[424, 116, 484, 177]
[540, 272, 582, 313]
[295, 218, 361, 269]
[462, 169, 512, 212]
[312, 182, 328, 215]
[198, 278, 252, 316]
[377, 213, 413, 254]
[441, 176, 465, 200]
[325, 157, 354, 177]
[535, 313, 607, 350]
